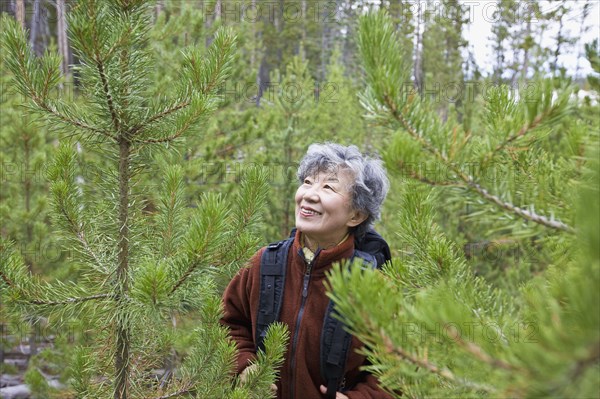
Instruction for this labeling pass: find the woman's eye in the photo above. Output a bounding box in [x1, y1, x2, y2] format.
[324, 185, 334, 190]
[304, 179, 312, 185]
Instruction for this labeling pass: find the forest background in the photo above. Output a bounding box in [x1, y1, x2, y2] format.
[0, 0, 599, 398]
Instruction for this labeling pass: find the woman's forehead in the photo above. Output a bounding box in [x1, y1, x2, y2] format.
[307, 167, 355, 182]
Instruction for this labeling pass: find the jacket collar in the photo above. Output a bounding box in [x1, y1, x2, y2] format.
[292, 231, 355, 276]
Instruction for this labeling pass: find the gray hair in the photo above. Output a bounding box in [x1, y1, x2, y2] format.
[297, 143, 389, 238]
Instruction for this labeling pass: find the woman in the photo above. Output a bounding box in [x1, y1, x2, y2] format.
[221, 143, 392, 398]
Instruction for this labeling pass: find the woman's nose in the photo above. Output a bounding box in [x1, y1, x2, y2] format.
[303, 186, 320, 201]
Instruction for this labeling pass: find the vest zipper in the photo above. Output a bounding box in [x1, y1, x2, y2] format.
[288, 256, 315, 399]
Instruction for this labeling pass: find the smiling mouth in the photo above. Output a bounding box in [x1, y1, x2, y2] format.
[300, 206, 322, 216]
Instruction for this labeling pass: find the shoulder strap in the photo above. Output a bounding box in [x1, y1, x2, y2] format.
[320, 250, 377, 398]
[255, 237, 293, 352]
[320, 301, 353, 398]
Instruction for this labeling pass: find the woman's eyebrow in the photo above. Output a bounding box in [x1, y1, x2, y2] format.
[324, 173, 339, 182]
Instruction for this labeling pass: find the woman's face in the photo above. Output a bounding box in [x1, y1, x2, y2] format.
[295, 169, 366, 249]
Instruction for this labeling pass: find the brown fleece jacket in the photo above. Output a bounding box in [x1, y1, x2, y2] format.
[221, 232, 393, 399]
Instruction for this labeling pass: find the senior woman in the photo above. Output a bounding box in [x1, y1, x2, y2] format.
[221, 143, 392, 399]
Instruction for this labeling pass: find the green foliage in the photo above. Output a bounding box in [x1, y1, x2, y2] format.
[0, 30, 64, 278]
[324, 11, 600, 398]
[1, 2, 597, 398]
[253, 51, 317, 239]
[231, 323, 289, 399]
[329, 175, 599, 397]
[585, 40, 600, 91]
[489, 0, 578, 82]
[358, 12, 581, 291]
[24, 366, 52, 399]
[0, 2, 284, 398]
[421, 0, 468, 119]
[312, 46, 370, 145]
[24, 346, 68, 398]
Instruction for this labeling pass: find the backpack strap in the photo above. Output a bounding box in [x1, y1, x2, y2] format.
[320, 300, 353, 398]
[355, 228, 392, 269]
[255, 232, 383, 396]
[255, 237, 294, 352]
[320, 250, 377, 398]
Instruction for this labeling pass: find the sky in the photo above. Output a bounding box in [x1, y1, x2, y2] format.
[462, 0, 600, 78]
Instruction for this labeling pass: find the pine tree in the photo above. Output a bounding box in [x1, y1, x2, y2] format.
[0, 1, 287, 398]
[310, 46, 370, 146]
[253, 50, 317, 239]
[490, 1, 578, 84]
[420, 0, 468, 121]
[584, 40, 600, 93]
[0, 34, 79, 375]
[490, 0, 516, 82]
[325, 11, 599, 398]
[0, 43, 63, 277]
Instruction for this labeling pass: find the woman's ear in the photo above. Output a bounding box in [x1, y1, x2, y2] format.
[347, 211, 368, 227]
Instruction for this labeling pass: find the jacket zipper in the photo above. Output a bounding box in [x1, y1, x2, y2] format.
[289, 254, 316, 399]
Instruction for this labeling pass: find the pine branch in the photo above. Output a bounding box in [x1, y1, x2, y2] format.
[386, 101, 448, 159]
[191, 28, 237, 96]
[152, 387, 194, 399]
[133, 124, 190, 144]
[0, 270, 15, 287]
[130, 28, 236, 143]
[466, 181, 575, 233]
[127, 100, 190, 137]
[154, 165, 187, 258]
[38, 100, 117, 140]
[2, 17, 116, 140]
[445, 324, 519, 372]
[56, 200, 106, 271]
[381, 332, 496, 393]
[167, 192, 229, 296]
[383, 96, 575, 233]
[131, 95, 211, 144]
[397, 161, 462, 187]
[480, 110, 548, 168]
[95, 57, 121, 134]
[168, 259, 202, 295]
[28, 293, 113, 306]
[86, 2, 122, 136]
[105, 27, 133, 62]
[569, 341, 600, 381]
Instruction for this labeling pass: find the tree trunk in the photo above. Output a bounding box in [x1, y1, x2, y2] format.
[29, 0, 40, 56]
[154, 0, 164, 22]
[552, 6, 566, 76]
[23, 129, 39, 358]
[302, 0, 307, 46]
[15, 0, 25, 29]
[518, 18, 531, 84]
[320, 8, 330, 81]
[26, 0, 49, 56]
[256, 51, 269, 107]
[205, 0, 221, 47]
[341, 1, 354, 76]
[413, 2, 423, 93]
[256, 0, 272, 107]
[114, 138, 131, 399]
[215, 0, 222, 17]
[276, 0, 283, 65]
[56, 0, 71, 77]
[250, 0, 257, 69]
